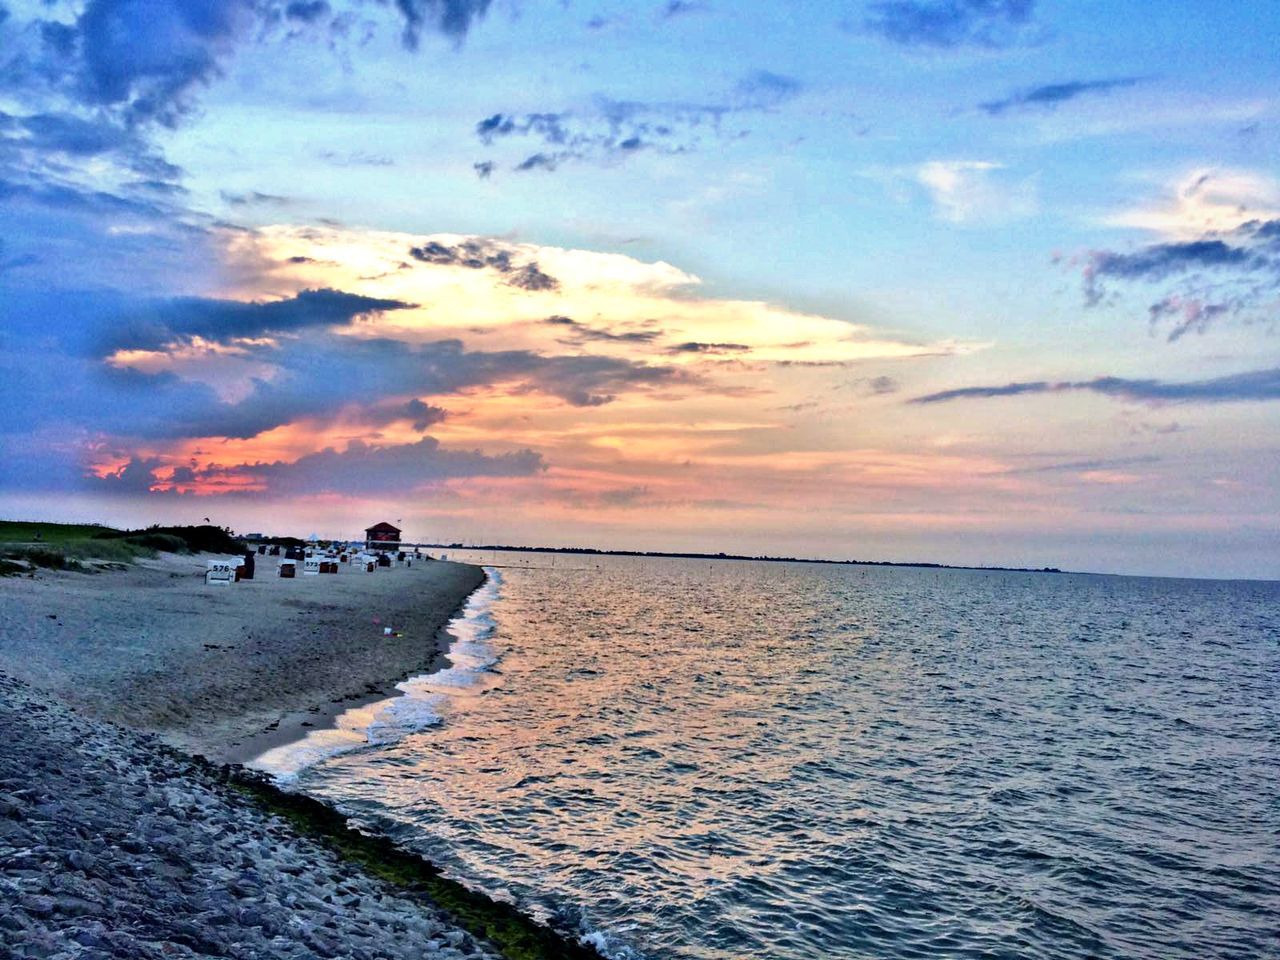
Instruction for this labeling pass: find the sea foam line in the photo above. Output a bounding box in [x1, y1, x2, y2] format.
[249, 567, 504, 781]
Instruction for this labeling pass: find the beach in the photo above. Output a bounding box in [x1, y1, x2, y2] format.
[0, 552, 483, 762]
[0, 550, 590, 959]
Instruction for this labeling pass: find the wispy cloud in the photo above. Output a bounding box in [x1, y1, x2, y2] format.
[862, 0, 1037, 49]
[472, 70, 803, 174]
[660, 1, 708, 20]
[1104, 168, 1280, 239]
[212, 435, 543, 496]
[979, 77, 1143, 115]
[911, 367, 1280, 405]
[916, 160, 1037, 223]
[1072, 176, 1280, 339]
[410, 238, 559, 291]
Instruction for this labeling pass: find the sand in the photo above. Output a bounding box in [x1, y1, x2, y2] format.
[0, 552, 484, 763]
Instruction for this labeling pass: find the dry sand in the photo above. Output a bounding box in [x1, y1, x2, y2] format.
[0, 552, 484, 763]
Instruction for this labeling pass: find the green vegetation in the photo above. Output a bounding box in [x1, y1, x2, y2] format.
[0, 520, 121, 544]
[209, 761, 604, 960]
[0, 520, 245, 572]
[95, 524, 242, 555]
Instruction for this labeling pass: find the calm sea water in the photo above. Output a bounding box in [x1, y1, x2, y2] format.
[260, 553, 1280, 959]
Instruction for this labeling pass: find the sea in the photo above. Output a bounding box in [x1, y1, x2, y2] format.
[252, 551, 1280, 960]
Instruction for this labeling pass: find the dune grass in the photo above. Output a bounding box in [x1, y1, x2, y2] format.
[0, 520, 243, 574]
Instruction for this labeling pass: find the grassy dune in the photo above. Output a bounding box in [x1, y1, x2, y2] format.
[0, 520, 242, 574]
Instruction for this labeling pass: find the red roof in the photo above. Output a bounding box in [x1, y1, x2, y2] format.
[365, 521, 401, 535]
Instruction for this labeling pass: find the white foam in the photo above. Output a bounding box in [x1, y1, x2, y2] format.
[248, 566, 505, 781]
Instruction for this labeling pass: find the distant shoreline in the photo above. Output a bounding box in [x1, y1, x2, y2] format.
[418, 542, 1067, 575]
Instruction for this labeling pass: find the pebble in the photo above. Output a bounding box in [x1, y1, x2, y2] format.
[0, 672, 499, 959]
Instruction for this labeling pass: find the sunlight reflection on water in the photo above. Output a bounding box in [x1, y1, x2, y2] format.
[295, 554, 1280, 960]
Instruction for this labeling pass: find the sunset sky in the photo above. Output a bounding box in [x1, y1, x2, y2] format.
[2, 0, 1278, 577]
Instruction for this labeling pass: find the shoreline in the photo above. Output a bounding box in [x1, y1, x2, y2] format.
[0, 551, 484, 762]
[0, 551, 605, 959]
[222, 615, 456, 767]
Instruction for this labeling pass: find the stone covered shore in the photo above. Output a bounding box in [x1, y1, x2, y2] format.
[0, 672, 499, 960]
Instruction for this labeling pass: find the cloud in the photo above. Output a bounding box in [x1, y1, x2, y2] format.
[285, 1, 331, 23]
[473, 71, 803, 174]
[135, 332, 701, 439]
[1083, 239, 1258, 305]
[93, 456, 169, 494]
[1104, 168, 1280, 239]
[102, 287, 416, 354]
[364, 398, 449, 432]
[732, 70, 804, 110]
[661, 1, 708, 19]
[916, 160, 1037, 223]
[864, 375, 899, 395]
[1003, 454, 1160, 476]
[220, 190, 290, 207]
[545, 316, 663, 346]
[980, 77, 1142, 116]
[318, 150, 395, 167]
[409, 238, 560, 290]
[862, 0, 1037, 49]
[666, 341, 751, 354]
[219, 435, 542, 495]
[911, 367, 1280, 405]
[394, 0, 492, 49]
[1075, 201, 1280, 337]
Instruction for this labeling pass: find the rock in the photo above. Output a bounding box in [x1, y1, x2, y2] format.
[0, 792, 25, 819]
[65, 849, 97, 873]
[20, 894, 55, 916]
[53, 894, 104, 917]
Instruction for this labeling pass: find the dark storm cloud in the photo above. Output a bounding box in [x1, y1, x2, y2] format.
[100, 288, 415, 355]
[980, 77, 1142, 115]
[911, 367, 1280, 405]
[474, 71, 803, 174]
[862, 0, 1036, 49]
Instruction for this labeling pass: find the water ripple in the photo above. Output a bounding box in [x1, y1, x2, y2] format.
[302, 555, 1279, 960]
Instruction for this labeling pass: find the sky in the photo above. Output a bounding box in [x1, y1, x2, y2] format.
[1, 0, 1278, 579]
